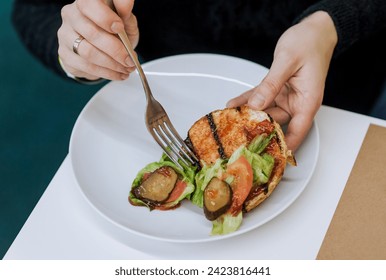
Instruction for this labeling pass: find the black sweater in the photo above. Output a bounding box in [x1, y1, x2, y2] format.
[11, 0, 386, 114]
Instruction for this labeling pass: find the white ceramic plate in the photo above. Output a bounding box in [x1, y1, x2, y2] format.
[70, 54, 319, 243]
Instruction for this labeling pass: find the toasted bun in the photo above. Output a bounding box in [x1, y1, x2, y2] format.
[187, 105, 296, 212]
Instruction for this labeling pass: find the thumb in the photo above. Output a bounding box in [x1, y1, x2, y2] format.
[113, 0, 134, 18]
[113, 0, 139, 47]
[248, 58, 297, 110]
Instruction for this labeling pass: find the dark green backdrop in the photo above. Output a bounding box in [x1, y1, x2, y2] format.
[0, 1, 104, 258]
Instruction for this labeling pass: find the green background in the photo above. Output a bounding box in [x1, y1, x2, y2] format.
[0, 1, 104, 258]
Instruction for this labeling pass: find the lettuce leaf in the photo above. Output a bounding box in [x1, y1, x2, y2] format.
[248, 132, 275, 154]
[159, 153, 197, 183]
[211, 212, 243, 235]
[191, 158, 225, 208]
[251, 153, 274, 184]
[228, 136, 275, 185]
[205, 133, 276, 235]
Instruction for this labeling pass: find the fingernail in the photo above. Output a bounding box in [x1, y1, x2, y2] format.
[249, 95, 265, 109]
[111, 21, 124, 33]
[125, 57, 135, 67]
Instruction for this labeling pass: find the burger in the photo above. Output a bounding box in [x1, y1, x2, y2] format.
[188, 105, 296, 234]
[129, 105, 296, 235]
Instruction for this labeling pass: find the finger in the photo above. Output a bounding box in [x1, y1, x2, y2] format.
[112, 0, 139, 67]
[58, 20, 133, 76]
[79, 39, 135, 74]
[113, 0, 139, 44]
[125, 13, 139, 48]
[247, 55, 299, 110]
[76, 0, 124, 34]
[284, 113, 314, 152]
[67, 7, 134, 68]
[226, 89, 253, 108]
[61, 47, 130, 81]
[65, 62, 101, 81]
[264, 106, 291, 125]
[59, 53, 100, 81]
[71, 35, 132, 74]
[113, 0, 134, 19]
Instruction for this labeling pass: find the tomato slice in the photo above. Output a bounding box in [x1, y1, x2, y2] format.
[154, 180, 187, 210]
[225, 155, 253, 215]
[165, 180, 187, 203]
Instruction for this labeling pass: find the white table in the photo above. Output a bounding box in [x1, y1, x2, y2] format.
[5, 104, 386, 260]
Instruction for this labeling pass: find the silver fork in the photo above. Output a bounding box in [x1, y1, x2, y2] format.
[106, 0, 198, 169]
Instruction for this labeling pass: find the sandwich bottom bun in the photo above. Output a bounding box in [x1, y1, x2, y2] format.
[187, 105, 296, 213]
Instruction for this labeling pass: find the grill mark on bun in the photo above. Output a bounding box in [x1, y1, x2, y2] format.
[184, 136, 194, 153]
[206, 113, 227, 160]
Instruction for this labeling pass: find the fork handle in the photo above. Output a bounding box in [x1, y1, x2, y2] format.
[105, 0, 154, 102]
[117, 32, 154, 101]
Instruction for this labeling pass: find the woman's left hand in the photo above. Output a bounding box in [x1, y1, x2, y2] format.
[227, 11, 337, 151]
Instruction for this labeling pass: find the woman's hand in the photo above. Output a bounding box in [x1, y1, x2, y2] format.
[57, 0, 139, 81]
[227, 11, 337, 151]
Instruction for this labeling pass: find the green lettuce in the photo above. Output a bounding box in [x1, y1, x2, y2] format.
[199, 132, 276, 235]
[248, 132, 275, 154]
[191, 158, 226, 208]
[228, 134, 275, 185]
[211, 212, 243, 235]
[131, 131, 277, 235]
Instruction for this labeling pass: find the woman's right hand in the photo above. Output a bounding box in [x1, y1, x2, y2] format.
[57, 0, 139, 81]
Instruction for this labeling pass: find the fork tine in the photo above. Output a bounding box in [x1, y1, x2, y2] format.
[149, 126, 185, 170]
[161, 121, 199, 164]
[156, 122, 190, 166]
[151, 119, 198, 168]
[158, 122, 194, 166]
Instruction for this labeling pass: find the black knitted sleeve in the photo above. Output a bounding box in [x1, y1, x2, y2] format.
[296, 0, 386, 56]
[11, 0, 69, 79]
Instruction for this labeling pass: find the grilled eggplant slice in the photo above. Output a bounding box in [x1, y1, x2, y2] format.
[203, 177, 232, 221]
[133, 166, 178, 202]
